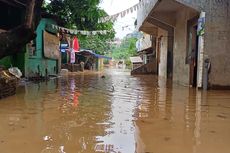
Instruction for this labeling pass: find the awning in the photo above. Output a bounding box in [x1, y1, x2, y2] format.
[138, 47, 153, 54]
[130, 56, 143, 63]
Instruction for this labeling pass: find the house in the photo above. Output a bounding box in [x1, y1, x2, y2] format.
[130, 32, 157, 75]
[137, 0, 230, 89]
[130, 56, 143, 69]
[136, 33, 154, 64]
[25, 18, 60, 78]
[135, 32, 157, 74]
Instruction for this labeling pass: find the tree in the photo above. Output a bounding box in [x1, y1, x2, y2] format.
[112, 37, 138, 60]
[45, 0, 115, 55]
[0, 0, 44, 59]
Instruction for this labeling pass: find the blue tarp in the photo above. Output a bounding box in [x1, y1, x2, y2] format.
[77, 49, 112, 60]
[60, 43, 69, 52]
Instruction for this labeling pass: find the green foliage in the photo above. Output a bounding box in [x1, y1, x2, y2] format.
[112, 37, 138, 61]
[78, 34, 112, 55]
[44, 0, 115, 55]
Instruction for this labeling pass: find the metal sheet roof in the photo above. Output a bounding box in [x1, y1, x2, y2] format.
[77, 49, 112, 60]
[130, 56, 143, 63]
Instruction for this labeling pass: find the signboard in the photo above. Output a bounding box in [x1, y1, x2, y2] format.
[197, 17, 205, 36]
[43, 31, 60, 59]
[197, 11, 206, 88]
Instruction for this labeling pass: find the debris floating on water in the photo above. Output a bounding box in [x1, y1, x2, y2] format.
[43, 136, 52, 141]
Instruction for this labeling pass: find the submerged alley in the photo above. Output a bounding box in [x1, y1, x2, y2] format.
[0, 69, 230, 153]
[0, 0, 230, 153]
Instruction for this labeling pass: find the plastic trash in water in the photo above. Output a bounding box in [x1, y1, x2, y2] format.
[59, 146, 66, 153]
[43, 136, 52, 141]
[8, 67, 22, 78]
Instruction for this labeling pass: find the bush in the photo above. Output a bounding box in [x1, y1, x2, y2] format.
[125, 60, 131, 67]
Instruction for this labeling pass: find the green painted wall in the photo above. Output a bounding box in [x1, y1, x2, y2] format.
[25, 18, 58, 78]
[97, 58, 104, 71]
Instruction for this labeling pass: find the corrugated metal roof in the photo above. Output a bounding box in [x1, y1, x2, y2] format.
[77, 50, 112, 60]
[130, 56, 143, 63]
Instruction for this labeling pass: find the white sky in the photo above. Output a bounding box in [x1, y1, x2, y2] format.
[99, 0, 139, 39]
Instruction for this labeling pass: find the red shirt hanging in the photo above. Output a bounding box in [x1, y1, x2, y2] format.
[72, 36, 80, 52]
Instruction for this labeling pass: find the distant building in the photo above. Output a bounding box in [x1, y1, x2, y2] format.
[130, 56, 143, 70]
[130, 32, 157, 75]
[136, 33, 155, 64]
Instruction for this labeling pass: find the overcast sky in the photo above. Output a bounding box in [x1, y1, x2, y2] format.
[99, 0, 139, 39]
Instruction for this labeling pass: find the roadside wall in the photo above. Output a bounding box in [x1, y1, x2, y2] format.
[176, 0, 230, 87]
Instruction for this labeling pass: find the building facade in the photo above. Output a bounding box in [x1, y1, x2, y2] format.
[137, 0, 230, 89]
[25, 18, 60, 78]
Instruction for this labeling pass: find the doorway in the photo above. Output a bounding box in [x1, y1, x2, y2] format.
[189, 25, 198, 87]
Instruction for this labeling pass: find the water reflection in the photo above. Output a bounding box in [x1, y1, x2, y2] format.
[95, 69, 140, 153]
[135, 79, 230, 153]
[0, 69, 230, 153]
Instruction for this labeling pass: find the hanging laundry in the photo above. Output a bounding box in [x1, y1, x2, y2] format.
[70, 49, 76, 64]
[72, 36, 80, 52]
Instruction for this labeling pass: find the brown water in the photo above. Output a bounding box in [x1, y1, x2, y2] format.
[0, 69, 230, 153]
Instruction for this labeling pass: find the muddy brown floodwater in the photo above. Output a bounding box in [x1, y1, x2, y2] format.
[0, 69, 230, 153]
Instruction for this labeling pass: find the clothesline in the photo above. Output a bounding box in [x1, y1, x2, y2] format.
[98, 0, 151, 23]
[48, 24, 113, 36]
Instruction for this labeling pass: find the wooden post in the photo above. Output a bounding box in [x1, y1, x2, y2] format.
[25, 0, 35, 29]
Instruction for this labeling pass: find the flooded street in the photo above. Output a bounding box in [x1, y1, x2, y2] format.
[0, 69, 230, 153]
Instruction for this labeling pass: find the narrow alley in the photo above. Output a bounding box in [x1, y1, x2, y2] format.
[0, 69, 230, 153]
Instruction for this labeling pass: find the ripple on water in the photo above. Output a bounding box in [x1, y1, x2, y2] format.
[0, 69, 230, 153]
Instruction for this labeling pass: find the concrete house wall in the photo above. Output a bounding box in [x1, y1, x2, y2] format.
[202, 1, 230, 87]
[137, 0, 230, 88]
[173, 8, 191, 85]
[175, 0, 230, 87]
